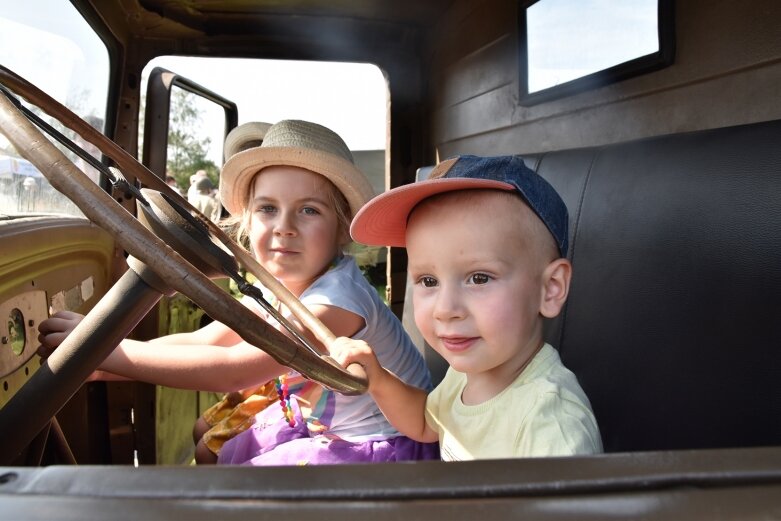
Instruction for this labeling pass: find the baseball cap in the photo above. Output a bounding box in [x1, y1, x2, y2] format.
[350, 155, 569, 257]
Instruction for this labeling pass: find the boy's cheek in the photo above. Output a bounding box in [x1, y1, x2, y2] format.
[412, 301, 435, 342]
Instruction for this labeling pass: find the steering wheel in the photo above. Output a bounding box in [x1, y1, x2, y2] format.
[0, 66, 366, 464]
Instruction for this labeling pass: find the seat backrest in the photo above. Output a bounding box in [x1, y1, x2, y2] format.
[406, 119, 781, 453]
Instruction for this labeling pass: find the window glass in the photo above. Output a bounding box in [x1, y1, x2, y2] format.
[0, 1, 109, 216]
[521, 0, 671, 103]
[140, 57, 390, 294]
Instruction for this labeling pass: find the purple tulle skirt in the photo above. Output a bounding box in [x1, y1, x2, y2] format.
[217, 397, 440, 466]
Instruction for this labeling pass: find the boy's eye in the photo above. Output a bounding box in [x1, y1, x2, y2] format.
[469, 273, 490, 285]
[419, 276, 438, 288]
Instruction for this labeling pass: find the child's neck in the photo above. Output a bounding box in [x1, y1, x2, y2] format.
[461, 340, 544, 406]
[279, 254, 344, 297]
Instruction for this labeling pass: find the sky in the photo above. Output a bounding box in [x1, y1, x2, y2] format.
[143, 57, 389, 162]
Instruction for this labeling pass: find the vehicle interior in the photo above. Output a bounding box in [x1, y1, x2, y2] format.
[1, 0, 780, 518]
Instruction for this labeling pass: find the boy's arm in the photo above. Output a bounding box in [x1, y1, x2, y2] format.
[330, 337, 438, 443]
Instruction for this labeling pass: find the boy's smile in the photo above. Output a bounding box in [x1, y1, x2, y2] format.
[438, 335, 479, 352]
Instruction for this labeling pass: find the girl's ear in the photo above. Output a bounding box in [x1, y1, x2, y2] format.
[338, 226, 352, 250]
[539, 258, 572, 318]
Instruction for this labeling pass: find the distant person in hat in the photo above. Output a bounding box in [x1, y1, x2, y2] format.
[332, 155, 603, 460]
[187, 169, 209, 204]
[165, 173, 183, 197]
[208, 121, 274, 224]
[191, 175, 219, 223]
[38, 120, 438, 467]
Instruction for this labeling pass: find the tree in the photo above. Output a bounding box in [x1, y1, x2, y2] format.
[166, 88, 218, 189]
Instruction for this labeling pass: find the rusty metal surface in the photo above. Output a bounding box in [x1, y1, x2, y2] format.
[0, 291, 46, 379]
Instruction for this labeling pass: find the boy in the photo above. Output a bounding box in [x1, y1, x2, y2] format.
[332, 155, 602, 460]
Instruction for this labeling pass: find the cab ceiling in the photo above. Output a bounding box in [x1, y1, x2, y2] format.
[76, 0, 454, 61]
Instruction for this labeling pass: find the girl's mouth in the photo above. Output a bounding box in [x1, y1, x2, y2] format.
[270, 248, 298, 255]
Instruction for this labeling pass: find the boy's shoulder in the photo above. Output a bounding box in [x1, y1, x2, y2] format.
[516, 344, 576, 388]
[513, 344, 595, 414]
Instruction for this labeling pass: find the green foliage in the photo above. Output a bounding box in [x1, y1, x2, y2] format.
[166, 89, 218, 185]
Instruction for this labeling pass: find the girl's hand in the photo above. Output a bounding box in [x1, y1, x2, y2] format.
[37, 310, 85, 358]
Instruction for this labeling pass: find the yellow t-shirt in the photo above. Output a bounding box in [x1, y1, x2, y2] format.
[424, 343, 603, 461]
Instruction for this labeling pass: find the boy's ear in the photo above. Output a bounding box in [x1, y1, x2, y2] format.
[540, 258, 572, 318]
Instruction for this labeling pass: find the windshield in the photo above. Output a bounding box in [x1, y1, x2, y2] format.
[0, 1, 109, 217]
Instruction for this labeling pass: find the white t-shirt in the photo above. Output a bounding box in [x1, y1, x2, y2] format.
[244, 255, 432, 441]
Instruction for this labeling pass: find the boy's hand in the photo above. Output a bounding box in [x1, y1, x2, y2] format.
[330, 336, 384, 386]
[37, 310, 85, 358]
[331, 336, 435, 443]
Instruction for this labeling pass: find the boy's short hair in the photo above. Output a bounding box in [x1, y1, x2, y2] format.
[350, 155, 569, 257]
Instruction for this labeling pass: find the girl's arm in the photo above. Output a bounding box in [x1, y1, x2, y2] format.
[38, 310, 286, 392]
[99, 338, 286, 392]
[150, 318, 242, 347]
[37, 310, 241, 355]
[281, 303, 364, 354]
[330, 337, 438, 443]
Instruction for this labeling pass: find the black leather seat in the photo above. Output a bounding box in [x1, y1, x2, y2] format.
[534, 120, 781, 452]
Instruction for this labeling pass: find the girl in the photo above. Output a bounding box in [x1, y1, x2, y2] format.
[38, 119, 439, 465]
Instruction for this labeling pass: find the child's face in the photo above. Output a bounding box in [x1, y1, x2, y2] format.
[407, 190, 554, 382]
[248, 165, 345, 296]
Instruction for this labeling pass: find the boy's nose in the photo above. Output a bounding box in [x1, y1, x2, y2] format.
[432, 285, 465, 321]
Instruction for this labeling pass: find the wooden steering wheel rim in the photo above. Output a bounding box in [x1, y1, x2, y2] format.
[0, 66, 367, 392]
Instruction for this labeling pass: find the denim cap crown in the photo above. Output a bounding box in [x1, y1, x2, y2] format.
[441, 155, 569, 257]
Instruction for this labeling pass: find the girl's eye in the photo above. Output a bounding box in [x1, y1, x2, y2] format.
[255, 204, 276, 214]
[469, 273, 490, 285]
[419, 276, 438, 288]
[302, 206, 320, 216]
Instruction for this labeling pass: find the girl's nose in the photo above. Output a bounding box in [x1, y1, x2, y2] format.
[273, 210, 297, 236]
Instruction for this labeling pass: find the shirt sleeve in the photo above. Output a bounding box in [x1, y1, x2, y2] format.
[425, 368, 461, 435]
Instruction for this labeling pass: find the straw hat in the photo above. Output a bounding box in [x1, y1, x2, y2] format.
[223, 121, 272, 161]
[219, 119, 375, 217]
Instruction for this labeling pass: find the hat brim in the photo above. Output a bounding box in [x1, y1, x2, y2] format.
[220, 146, 375, 218]
[350, 178, 513, 247]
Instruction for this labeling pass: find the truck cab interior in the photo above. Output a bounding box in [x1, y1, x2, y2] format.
[0, 1, 779, 518]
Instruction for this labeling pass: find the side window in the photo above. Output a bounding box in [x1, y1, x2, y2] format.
[140, 67, 238, 215]
[0, 2, 109, 216]
[140, 57, 390, 299]
[519, 0, 674, 105]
